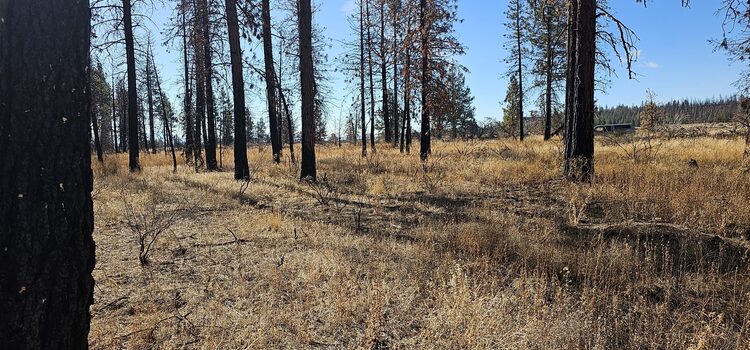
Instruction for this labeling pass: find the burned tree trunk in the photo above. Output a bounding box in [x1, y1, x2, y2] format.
[563, 0, 595, 182]
[201, 0, 217, 171]
[152, 56, 178, 173]
[366, 0, 376, 151]
[380, 1, 390, 143]
[543, 4, 554, 141]
[299, 0, 317, 180]
[146, 46, 157, 154]
[419, 0, 430, 161]
[225, 0, 250, 179]
[193, 0, 205, 170]
[277, 73, 295, 163]
[0, 0, 95, 347]
[262, 0, 282, 164]
[393, 8, 400, 148]
[182, 0, 194, 164]
[544, 40, 553, 140]
[275, 40, 295, 162]
[360, 0, 368, 158]
[112, 75, 119, 152]
[123, 0, 140, 171]
[403, 52, 411, 154]
[91, 77, 104, 162]
[118, 81, 128, 152]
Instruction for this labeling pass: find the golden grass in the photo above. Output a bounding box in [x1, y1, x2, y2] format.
[89, 136, 750, 349]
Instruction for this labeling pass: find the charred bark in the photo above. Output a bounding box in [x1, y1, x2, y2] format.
[182, 0, 194, 164]
[262, 0, 282, 164]
[225, 0, 250, 179]
[360, 0, 368, 158]
[123, 0, 140, 171]
[419, 0, 430, 161]
[0, 0, 95, 347]
[563, 0, 595, 182]
[193, 0, 205, 170]
[111, 75, 119, 152]
[299, 0, 317, 180]
[380, 1, 390, 143]
[152, 55, 178, 173]
[91, 75, 104, 162]
[393, 8, 399, 147]
[201, 0, 217, 171]
[146, 46, 156, 154]
[366, 0, 376, 150]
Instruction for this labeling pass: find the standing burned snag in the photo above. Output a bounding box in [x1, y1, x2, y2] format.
[379, 0, 391, 144]
[562, 0, 643, 181]
[192, 0, 206, 171]
[366, 0, 377, 151]
[360, 0, 368, 158]
[419, 0, 430, 161]
[181, 0, 195, 165]
[262, 0, 282, 164]
[152, 50, 178, 173]
[563, 0, 595, 182]
[225, 0, 251, 180]
[200, 0, 218, 171]
[146, 40, 157, 154]
[123, 0, 141, 172]
[392, 0, 401, 148]
[299, 0, 317, 180]
[0, 0, 96, 347]
[559, 0, 691, 181]
[90, 63, 111, 162]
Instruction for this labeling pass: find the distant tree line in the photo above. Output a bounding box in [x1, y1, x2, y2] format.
[597, 96, 738, 126]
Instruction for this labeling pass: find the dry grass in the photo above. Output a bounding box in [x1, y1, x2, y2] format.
[89, 136, 750, 349]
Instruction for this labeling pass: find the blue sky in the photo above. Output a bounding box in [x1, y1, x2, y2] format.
[144, 0, 745, 131]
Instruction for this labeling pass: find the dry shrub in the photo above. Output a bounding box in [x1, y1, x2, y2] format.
[306, 173, 341, 206]
[418, 155, 449, 193]
[121, 190, 189, 266]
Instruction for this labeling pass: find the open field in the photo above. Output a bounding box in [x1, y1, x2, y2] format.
[89, 136, 750, 349]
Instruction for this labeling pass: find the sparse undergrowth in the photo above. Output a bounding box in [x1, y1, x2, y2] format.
[90, 135, 750, 349]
